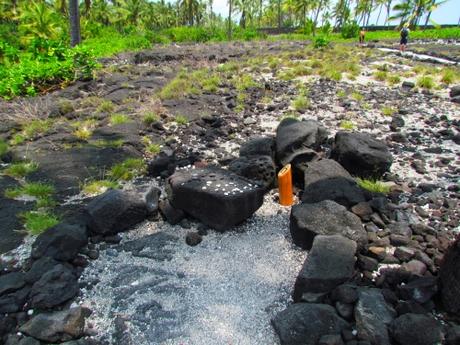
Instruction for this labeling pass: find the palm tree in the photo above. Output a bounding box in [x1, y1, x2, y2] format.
[69, 0, 81, 46]
[18, 1, 62, 41]
[228, 0, 233, 38]
[423, 0, 448, 28]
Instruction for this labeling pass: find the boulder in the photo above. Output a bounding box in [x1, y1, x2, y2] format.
[239, 136, 275, 159]
[439, 237, 460, 315]
[0, 272, 26, 296]
[272, 303, 349, 345]
[147, 149, 176, 178]
[290, 200, 367, 250]
[303, 159, 353, 189]
[31, 223, 88, 262]
[293, 235, 357, 302]
[301, 177, 368, 208]
[398, 276, 438, 304]
[0, 286, 30, 313]
[159, 199, 185, 225]
[86, 188, 155, 235]
[167, 167, 265, 231]
[450, 85, 460, 98]
[318, 334, 345, 345]
[275, 118, 327, 166]
[20, 307, 87, 343]
[355, 288, 396, 345]
[228, 155, 276, 189]
[29, 264, 78, 309]
[25, 256, 60, 284]
[390, 313, 443, 345]
[331, 132, 393, 178]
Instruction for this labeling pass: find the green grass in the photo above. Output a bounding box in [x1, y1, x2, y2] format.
[21, 211, 60, 235]
[280, 112, 300, 121]
[292, 95, 310, 111]
[73, 127, 93, 140]
[357, 178, 391, 194]
[82, 179, 119, 196]
[374, 70, 388, 82]
[0, 140, 9, 157]
[110, 113, 130, 126]
[339, 120, 356, 130]
[146, 143, 161, 155]
[174, 115, 189, 126]
[440, 68, 458, 85]
[3, 161, 38, 178]
[232, 74, 259, 91]
[351, 91, 364, 102]
[143, 112, 160, 125]
[321, 68, 342, 81]
[109, 158, 146, 181]
[387, 74, 401, 86]
[22, 119, 52, 139]
[10, 134, 25, 146]
[381, 106, 396, 117]
[5, 181, 55, 208]
[93, 139, 125, 148]
[5, 182, 54, 199]
[97, 100, 115, 113]
[336, 90, 346, 98]
[417, 75, 435, 89]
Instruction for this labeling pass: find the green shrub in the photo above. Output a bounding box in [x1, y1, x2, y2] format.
[143, 112, 160, 125]
[440, 68, 458, 85]
[175, 115, 189, 125]
[341, 21, 360, 39]
[292, 95, 310, 111]
[313, 37, 330, 49]
[21, 211, 59, 235]
[351, 91, 364, 102]
[97, 100, 115, 113]
[110, 113, 130, 126]
[3, 162, 38, 178]
[93, 139, 124, 148]
[381, 106, 396, 117]
[82, 180, 119, 196]
[340, 120, 355, 130]
[0, 43, 97, 99]
[357, 178, 391, 194]
[417, 75, 435, 89]
[109, 158, 146, 181]
[0, 140, 8, 157]
[374, 70, 388, 82]
[23, 119, 52, 139]
[388, 74, 401, 85]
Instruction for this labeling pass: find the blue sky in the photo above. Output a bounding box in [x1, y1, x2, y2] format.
[209, 0, 459, 25]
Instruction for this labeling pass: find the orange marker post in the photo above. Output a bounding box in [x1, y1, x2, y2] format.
[278, 164, 293, 206]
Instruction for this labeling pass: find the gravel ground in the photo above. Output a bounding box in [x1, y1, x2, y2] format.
[78, 192, 306, 345]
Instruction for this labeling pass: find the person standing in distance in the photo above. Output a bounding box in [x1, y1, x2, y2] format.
[400, 24, 410, 53]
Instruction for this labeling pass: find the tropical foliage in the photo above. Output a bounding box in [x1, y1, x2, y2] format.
[0, 0, 455, 98]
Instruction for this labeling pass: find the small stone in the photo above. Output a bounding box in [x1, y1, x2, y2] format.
[402, 260, 427, 276]
[394, 247, 416, 262]
[368, 246, 386, 261]
[185, 232, 202, 246]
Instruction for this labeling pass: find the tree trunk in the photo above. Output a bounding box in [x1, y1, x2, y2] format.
[278, 0, 281, 29]
[69, 0, 81, 47]
[228, 0, 232, 39]
[84, 0, 91, 15]
[312, 0, 323, 36]
[376, 3, 383, 25]
[259, 0, 263, 27]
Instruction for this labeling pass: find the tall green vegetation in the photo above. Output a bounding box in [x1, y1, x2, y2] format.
[0, 0, 454, 99]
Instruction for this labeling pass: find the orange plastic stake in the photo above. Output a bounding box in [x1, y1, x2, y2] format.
[278, 164, 293, 206]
